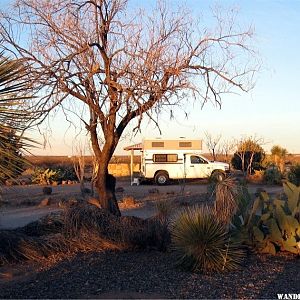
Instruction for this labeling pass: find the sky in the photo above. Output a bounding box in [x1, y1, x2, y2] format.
[2, 0, 300, 155]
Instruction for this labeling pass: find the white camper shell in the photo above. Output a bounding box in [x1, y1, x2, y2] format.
[139, 139, 230, 185]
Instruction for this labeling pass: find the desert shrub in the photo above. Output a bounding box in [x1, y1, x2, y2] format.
[31, 166, 77, 184]
[263, 167, 282, 185]
[0, 203, 172, 266]
[64, 203, 170, 250]
[171, 206, 245, 273]
[155, 199, 174, 221]
[0, 230, 48, 264]
[231, 151, 265, 174]
[288, 164, 300, 186]
[19, 212, 64, 237]
[31, 167, 57, 185]
[121, 196, 136, 208]
[53, 165, 77, 182]
[63, 203, 119, 237]
[247, 170, 264, 183]
[0, 229, 122, 265]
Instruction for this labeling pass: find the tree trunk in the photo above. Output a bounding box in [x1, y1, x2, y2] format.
[96, 167, 121, 216]
[212, 149, 216, 161]
[80, 180, 85, 197]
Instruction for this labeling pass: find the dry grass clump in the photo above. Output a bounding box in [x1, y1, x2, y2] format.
[63, 203, 119, 238]
[155, 199, 174, 221]
[119, 196, 138, 209]
[19, 212, 64, 237]
[215, 177, 239, 224]
[64, 203, 171, 251]
[0, 230, 46, 264]
[0, 202, 172, 266]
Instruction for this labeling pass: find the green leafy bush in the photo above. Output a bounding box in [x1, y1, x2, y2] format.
[53, 165, 77, 182]
[288, 164, 300, 186]
[231, 151, 265, 174]
[263, 167, 282, 185]
[171, 206, 245, 273]
[31, 166, 77, 184]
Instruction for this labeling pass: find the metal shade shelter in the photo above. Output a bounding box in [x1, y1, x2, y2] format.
[123, 143, 142, 184]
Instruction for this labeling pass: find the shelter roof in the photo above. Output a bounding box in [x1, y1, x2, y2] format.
[123, 143, 142, 151]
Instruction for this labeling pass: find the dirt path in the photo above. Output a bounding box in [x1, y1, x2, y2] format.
[0, 203, 157, 229]
[0, 206, 62, 229]
[0, 181, 283, 230]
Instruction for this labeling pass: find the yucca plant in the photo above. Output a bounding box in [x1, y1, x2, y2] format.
[171, 206, 245, 273]
[0, 52, 34, 183]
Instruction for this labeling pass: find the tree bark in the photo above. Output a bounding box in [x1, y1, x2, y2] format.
[96, 165, 121, 216]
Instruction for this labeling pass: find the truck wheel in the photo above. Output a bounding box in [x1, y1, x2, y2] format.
[155, 171, 169, 185]
[211, 171, 225, 182]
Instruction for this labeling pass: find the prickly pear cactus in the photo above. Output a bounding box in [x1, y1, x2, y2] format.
[249, 182, 300, 255]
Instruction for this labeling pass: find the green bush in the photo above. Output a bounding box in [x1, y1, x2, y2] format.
[53, 165, 77, 182]
[171, 206, 245, 273]
[231, 151, 265, 174]
[263, 167, 282, 185]
[288, 164, 300, 186]
[31, 166, 77, 184]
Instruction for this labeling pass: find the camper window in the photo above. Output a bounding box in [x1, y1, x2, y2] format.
[152, 142, 164, 147]
[153, 154, 178, 163]
[179, 142, 192, 147]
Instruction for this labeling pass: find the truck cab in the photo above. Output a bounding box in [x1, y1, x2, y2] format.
[183, 153, 230, 181]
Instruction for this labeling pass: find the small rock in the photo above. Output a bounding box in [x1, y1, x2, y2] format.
[39, 198, 50, 207]
[148, 188, 159, 194]
[42, 186, 52, 195]
[20, 179, 30, 185]
[116, 187, 125, 193]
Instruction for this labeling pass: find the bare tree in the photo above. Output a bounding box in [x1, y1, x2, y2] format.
[72, 144, 86, 196]
[204, 131, 222, 161]
[90, 153, 99, 197]
[0, 0, 258, 214]
[219, 139, 235, 163]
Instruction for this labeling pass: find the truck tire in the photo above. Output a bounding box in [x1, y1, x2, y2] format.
[211, 171, 225, 182]
[155, 171, 169, 185]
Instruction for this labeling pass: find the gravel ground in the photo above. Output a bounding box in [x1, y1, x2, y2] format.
[0, 250, 299, 299]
